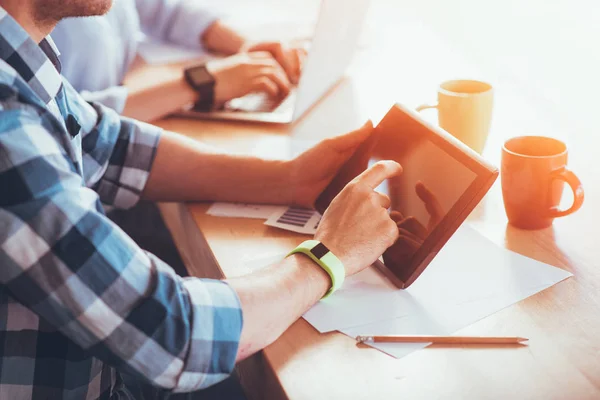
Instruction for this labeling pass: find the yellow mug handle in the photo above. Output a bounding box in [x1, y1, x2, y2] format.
[416, 104, 438, 112]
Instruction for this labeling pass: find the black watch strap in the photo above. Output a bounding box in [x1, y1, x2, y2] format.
[183, 64, 216, 111]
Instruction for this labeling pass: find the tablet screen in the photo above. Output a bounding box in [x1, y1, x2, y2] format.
[315, 105, 488, 287]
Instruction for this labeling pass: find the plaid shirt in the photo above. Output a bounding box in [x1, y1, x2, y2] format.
[0, 8, 242, 400]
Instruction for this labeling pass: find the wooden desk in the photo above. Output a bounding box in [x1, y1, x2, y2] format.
[149, 2, 600, 398]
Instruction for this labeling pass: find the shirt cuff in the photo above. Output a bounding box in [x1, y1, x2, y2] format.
[113, 117, 161, 209]
[173, 279, 243, 392]
[168, 4, 223, 49]
[81, 86, 128, 114]
[93, 110, 162, 210]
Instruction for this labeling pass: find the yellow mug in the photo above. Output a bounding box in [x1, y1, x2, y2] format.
[417, 80, 494, 154]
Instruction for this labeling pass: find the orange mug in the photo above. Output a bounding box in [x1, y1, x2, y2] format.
[501, 136, 584, 229]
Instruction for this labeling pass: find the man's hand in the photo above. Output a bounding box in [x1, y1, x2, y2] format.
[289, 122, 374, 207]
[243, 41, 307, 84]
[206, 52, 291, 107]
[315, 161, 403, 275]
[230, 161, 401, 361]
[201, 21, 306, 83]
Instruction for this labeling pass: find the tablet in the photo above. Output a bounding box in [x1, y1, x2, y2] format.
[315, 104, 498, 288]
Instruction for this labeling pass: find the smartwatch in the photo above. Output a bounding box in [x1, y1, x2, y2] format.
[287, 240, 345, 299]
[183, 64, 216, 111]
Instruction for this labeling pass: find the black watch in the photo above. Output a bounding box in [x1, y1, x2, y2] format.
[184, 64, 216, 111]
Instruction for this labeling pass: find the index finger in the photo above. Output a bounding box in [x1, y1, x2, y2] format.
[354, 160, 402, 189]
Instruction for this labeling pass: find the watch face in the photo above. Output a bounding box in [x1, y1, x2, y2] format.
[187, 66, 213, 86]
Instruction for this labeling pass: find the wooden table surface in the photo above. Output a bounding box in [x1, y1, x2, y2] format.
[147, 1, 600, 398]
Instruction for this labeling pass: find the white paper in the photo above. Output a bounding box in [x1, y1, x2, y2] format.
[243, 224, 571, 340]
[137, 40, 210, 65]
[303, 267, 410, 332]
[264, 207, 322, 235]
[207, 203, 285, 219]
[338, 224, 572, 359]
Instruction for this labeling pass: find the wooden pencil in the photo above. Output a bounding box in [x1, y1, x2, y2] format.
[355, 335, 528, 344]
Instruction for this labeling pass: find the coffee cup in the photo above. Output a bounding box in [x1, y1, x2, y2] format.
[501, 136, 584, 229]
[417, 79, 493, 154]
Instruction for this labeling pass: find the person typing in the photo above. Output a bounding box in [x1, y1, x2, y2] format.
[51, 0, 305, 121]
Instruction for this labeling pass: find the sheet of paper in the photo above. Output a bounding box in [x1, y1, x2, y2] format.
[264, 207, 322, 235]
[207, 203, 285, 219]
[338, 224, 572, 359]
[303, 268, 410, 332]
[242, 224, 571, 337]
[137, 39, 210, 65]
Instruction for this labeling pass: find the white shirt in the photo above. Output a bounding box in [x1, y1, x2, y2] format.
[52, 0, 220, 112]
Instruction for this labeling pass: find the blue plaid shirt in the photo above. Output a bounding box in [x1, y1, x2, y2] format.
[0, 8, 242, 399]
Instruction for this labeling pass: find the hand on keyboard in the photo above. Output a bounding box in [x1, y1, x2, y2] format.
[206, 52, 291, 108]
[242, 42, 308, 85]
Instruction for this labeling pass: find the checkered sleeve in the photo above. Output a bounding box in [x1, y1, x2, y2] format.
[0, 104, 243, 391]
[135, 0, 223, 49]
[77, 97, 162, 210]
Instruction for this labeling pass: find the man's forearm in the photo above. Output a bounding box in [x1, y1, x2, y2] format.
[122, 62, 198, 122]
[228, 254, 330, 361]
[201, 20, 246, 55]
[143, 130, 295, 203]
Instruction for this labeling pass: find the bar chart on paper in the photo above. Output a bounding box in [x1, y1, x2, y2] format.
[265, 207, 321, 235]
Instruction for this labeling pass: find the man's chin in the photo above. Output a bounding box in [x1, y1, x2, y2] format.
[87, 0, 114, 17]
[67, 0, 114, 18]
[36, 0, 113, 21]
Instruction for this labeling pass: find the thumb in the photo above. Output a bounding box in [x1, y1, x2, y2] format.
[328, 120, 374, 153]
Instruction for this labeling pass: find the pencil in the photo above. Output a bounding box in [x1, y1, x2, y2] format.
[355, 335, 528, 344]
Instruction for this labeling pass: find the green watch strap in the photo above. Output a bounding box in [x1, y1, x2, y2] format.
[286, 240, 345, 299]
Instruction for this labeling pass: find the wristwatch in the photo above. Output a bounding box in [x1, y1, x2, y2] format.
[183, 64, 216, 111]
[287, 240, 345, 299]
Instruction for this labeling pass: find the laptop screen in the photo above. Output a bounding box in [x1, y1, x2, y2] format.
[293, 0, 371, 120]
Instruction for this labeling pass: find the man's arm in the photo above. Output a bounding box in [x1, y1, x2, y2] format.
[142, 130, 294, 204]
[135, 0, 226, 50]
[231, 255, 329, 360]
[201, 20, 246, 55]
[230, 161, 403, 360]
[121, 53, 290, 122]
[121, 58, 199, 122]
[0, 106, 243, 392]
[141, 123, 373, 206]
[1, 92, 400, 392]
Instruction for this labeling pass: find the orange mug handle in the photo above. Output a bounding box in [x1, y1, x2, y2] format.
[548, 169, 584, 218]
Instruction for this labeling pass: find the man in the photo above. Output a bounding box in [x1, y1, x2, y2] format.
[51, 0, 305, 121]
[0, 1, 401, 399]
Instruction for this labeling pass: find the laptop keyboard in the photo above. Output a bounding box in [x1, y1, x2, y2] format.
[226, 90, 297, 114]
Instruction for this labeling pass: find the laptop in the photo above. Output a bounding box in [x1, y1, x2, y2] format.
[177, 0, 371, 124]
